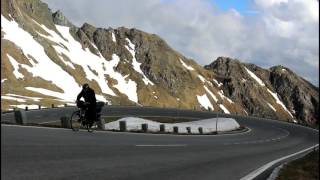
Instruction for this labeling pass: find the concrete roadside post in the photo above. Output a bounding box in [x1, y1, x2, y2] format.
[198, 127, 203, 134]
[216, 113, 219, 134]
[160, 124, 165, 132]
[14, 109, 27, 125]
[119, 121, 126, 131]
[142, 123, 148, 132]
[60, 116, 71, 128]
[186, 127, 191, 134]
[173, 126, 178, 134]
[177, 98, 180, 121]
[97, 118, 105, 130]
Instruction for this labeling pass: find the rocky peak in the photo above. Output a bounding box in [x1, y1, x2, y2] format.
[79, 22, 97, 42]
[205, 57, 243, 77]
[81, 22, 97, 32]
[205, 57, 319, 126]
[52, 10, 74, 27]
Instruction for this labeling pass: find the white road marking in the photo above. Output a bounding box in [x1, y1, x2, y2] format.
[1, 124, 70, 131]
[240, 144, 319, 180]
[39, 120, 60, 124]
[135, 144, 187, 147]
[224, 127, 290, 145]
[1, 124, 251, 137]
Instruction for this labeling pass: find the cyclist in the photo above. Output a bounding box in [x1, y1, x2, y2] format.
[76, 83, 97, 128]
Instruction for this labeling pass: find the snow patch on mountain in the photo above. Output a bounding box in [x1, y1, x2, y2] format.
[2, 96, 26, 102]
[197, 75, 213, 87]
[54, 25, 117, 96]
[267, 89, 293, 117]
[32, 20, 138, 103]
[197, 75, 206, 83]
[7, 55, 24, 79]
[125, 38, 154, 86]
[204, 86, 218, 102]
[197, 94, 214, 110]
[180, 58, 194, 71]
[111, 32, 116, 43]
[244, 67, 265, 86]
[213, 79, 223, 87]
[25, 86, 107, 103]
[267, 102, 276, 112]
[217, 90, 234, 104]
[1, 15, 83, 102]
[3, 93, 42, 102]
[219, 104, 230, 114]
[33, 20, 131, 101]
[10, 104, 40, 110]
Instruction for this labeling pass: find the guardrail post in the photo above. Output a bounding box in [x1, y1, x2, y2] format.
[119, 121, 126, 131]
[141, 123, 148, 132]
[160, 124, 165, 132]
[97, 118, 105, 130]
[14, 109, 27, 125]
[25, 106, 28, 111]
[173, 126, 178, 133]
[60, 116, 71, 128]
[186, 127, 191, 134]
[198, 127, 203, 134]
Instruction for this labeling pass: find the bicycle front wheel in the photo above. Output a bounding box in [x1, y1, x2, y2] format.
[70, 111, 81, 131]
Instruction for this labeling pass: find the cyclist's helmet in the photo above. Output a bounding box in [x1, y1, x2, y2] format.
[82, 83, 89, 90]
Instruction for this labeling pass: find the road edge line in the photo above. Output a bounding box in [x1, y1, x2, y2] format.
[239, 144, 319, 180]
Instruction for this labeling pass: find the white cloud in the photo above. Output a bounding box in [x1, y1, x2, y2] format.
[42, 0, 319, 85]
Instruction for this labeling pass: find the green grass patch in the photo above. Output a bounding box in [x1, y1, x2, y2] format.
[277, 149, 319, 180]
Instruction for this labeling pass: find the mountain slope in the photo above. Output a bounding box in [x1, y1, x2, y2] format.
[1, 0, 240, 113]
[204, 57, 319, 125]
[1, 0, 318, 126]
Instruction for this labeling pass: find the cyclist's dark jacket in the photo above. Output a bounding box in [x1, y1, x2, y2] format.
[77, 88, 96, 105]
[77, 87, 97, 124]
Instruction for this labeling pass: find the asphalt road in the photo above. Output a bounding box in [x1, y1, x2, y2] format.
[1, 106, 319, 180]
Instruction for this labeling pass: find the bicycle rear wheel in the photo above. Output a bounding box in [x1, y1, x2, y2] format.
[70, 111, 81, 131]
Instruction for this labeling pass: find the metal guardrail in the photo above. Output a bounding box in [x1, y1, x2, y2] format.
[1, 104, 318, 130]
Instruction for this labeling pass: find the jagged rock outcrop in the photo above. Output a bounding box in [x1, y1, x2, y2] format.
[52, 10, 73, 27]
[205, 57, 319, 125]
[268, 66, 319, 125]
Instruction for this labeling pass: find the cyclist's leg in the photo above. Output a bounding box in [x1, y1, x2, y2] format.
[87, 106, 96, 128]
[84, 107, 90, 126]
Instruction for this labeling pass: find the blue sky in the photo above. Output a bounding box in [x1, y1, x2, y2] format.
[43, 0, 319, 86]
[210, 0, 253, 14]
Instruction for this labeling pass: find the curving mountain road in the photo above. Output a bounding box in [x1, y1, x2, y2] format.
[1, 106, 319, 180]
